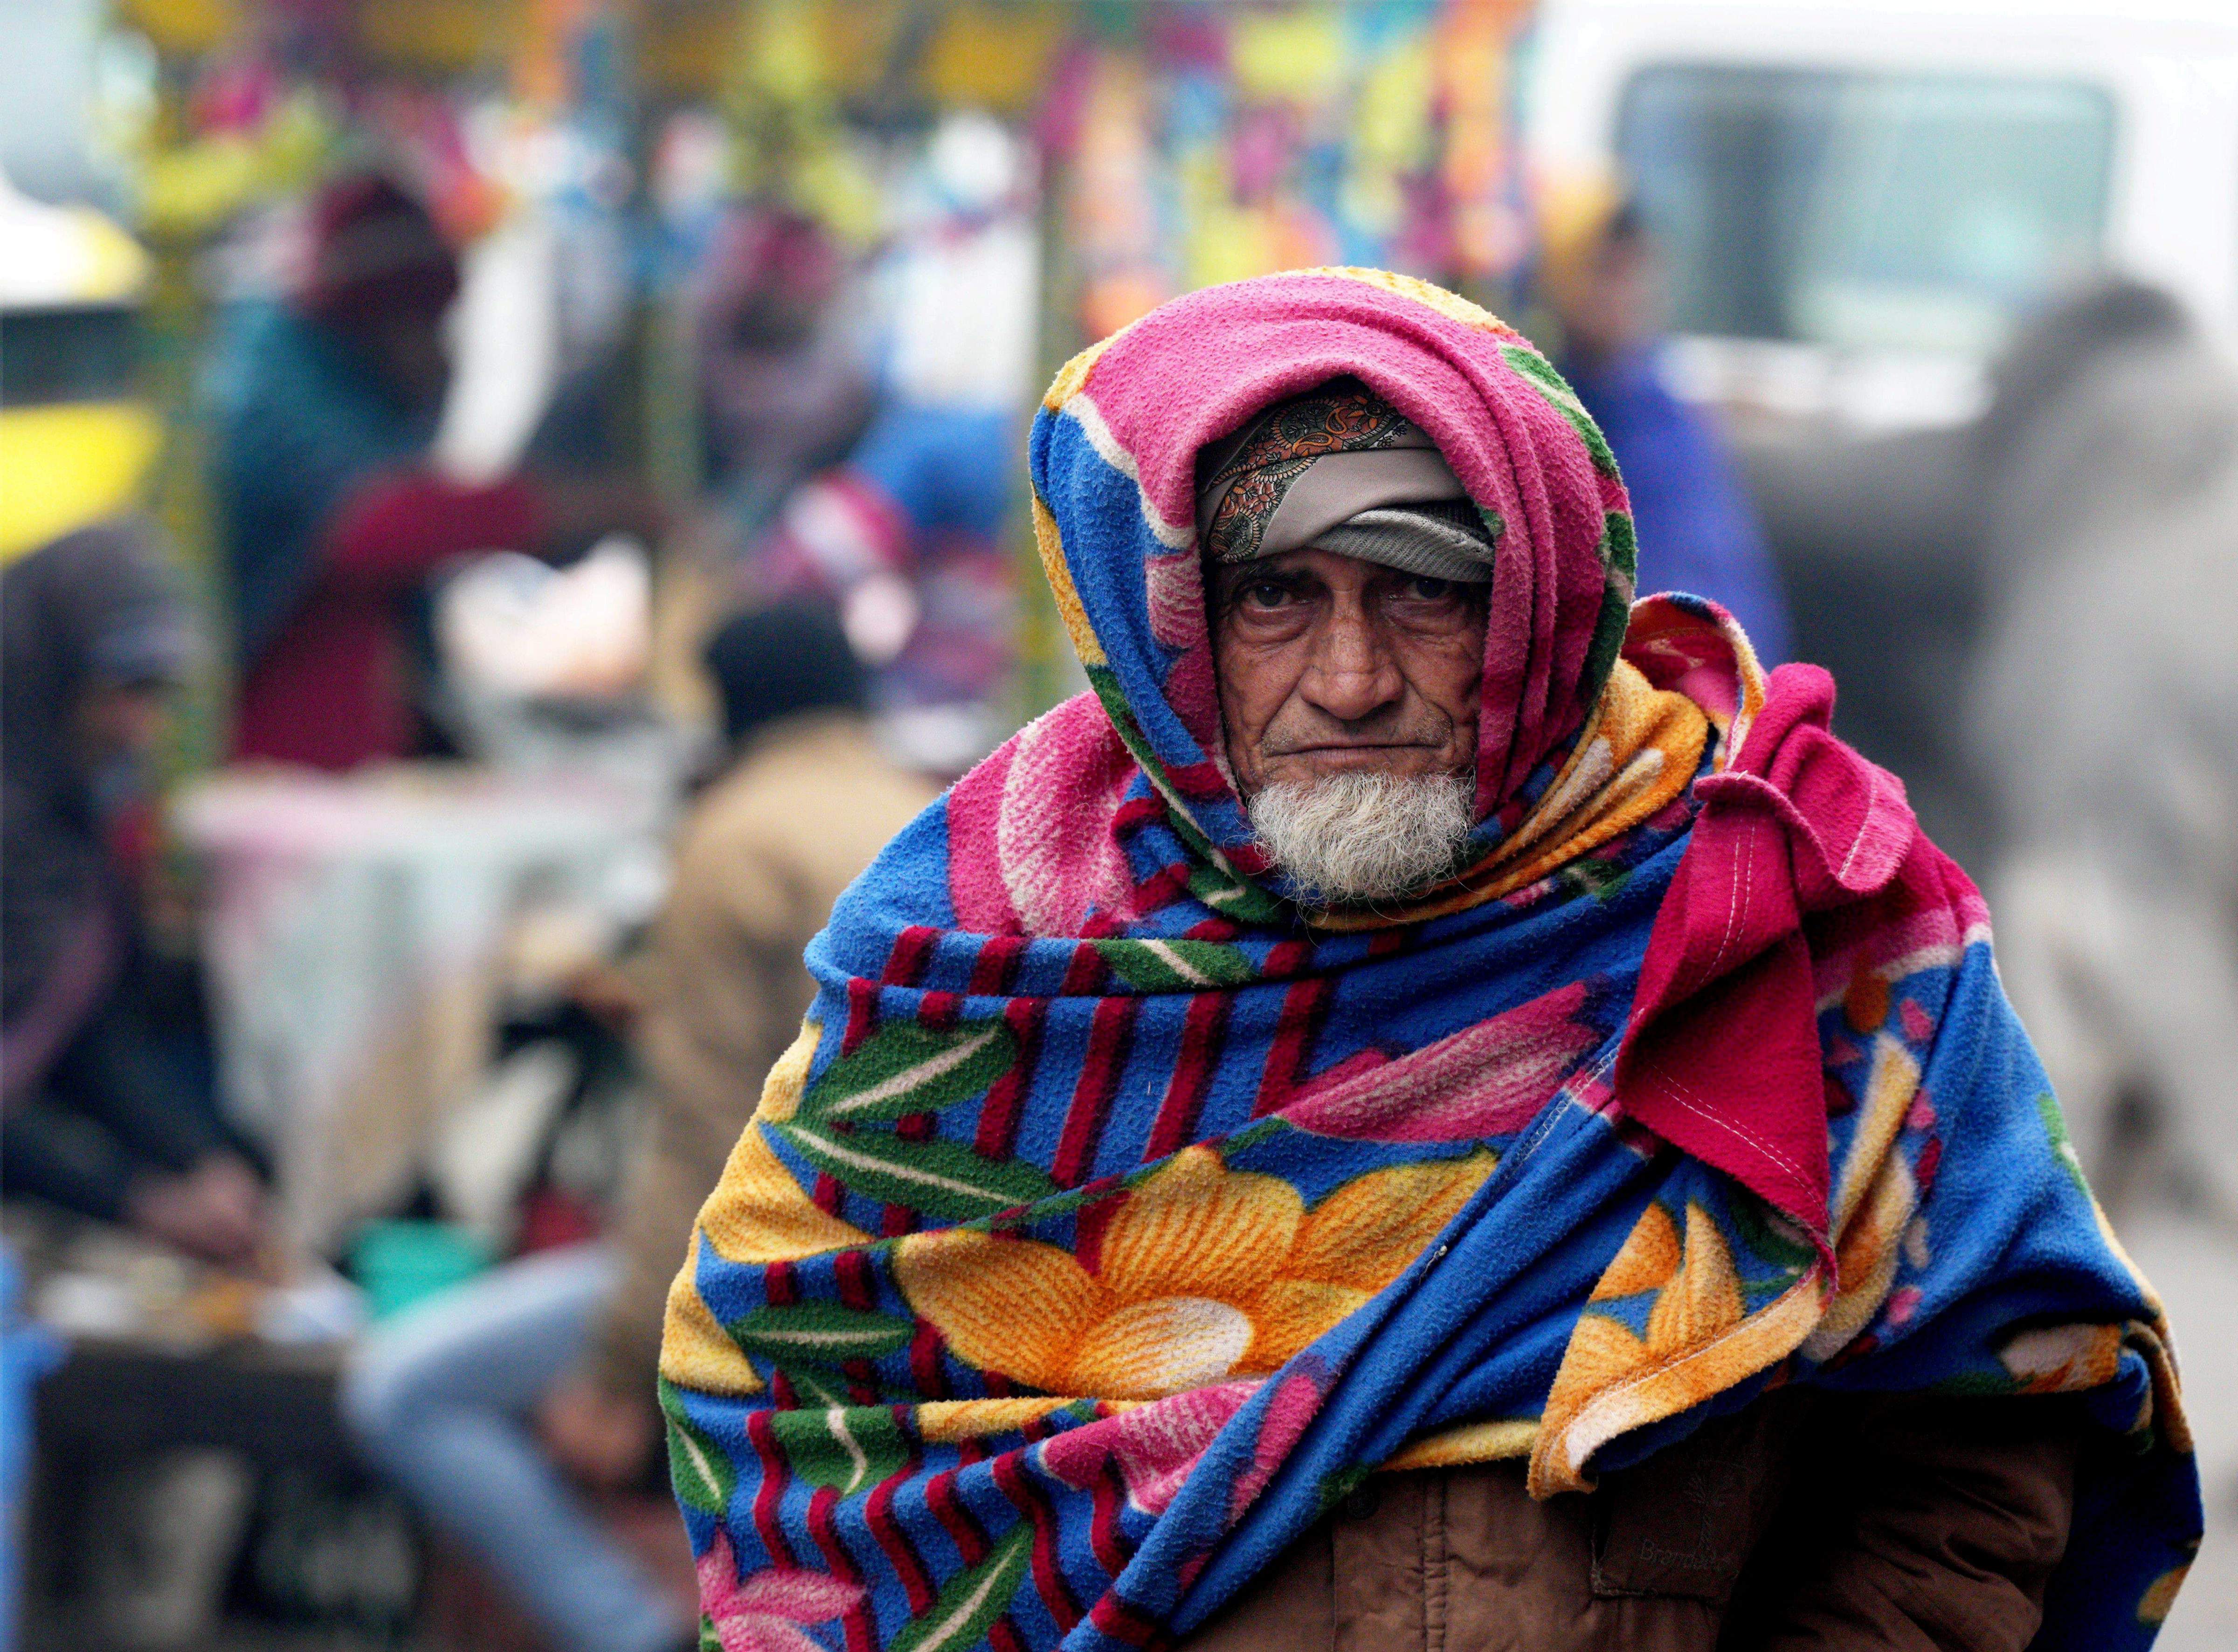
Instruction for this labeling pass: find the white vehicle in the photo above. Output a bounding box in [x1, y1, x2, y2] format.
[1526, 0, 2238, 429]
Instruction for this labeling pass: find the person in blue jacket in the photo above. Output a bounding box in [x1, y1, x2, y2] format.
[1540, 177, 1792, 664]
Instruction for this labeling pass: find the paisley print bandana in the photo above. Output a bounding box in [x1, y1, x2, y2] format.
[1198, 379, 1449, 559]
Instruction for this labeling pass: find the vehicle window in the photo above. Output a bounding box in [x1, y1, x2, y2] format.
[1616, 65, 2114, 355]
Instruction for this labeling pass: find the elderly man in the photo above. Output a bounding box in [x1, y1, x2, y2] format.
[657, 274, 2197, 1652]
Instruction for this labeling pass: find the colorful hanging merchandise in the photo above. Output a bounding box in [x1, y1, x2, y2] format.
[659, 271, 2198, 1652]
[1052, 1, 1534, 341]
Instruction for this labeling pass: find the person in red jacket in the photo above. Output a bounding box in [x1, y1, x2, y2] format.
[205, 172, 644, 769]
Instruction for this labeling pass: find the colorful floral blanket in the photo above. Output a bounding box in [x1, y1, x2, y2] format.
[662, 271, 2198, 1652]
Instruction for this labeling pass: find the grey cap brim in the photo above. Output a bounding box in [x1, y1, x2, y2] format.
[1257, 447, 1472, 557]
[1197, 442, 1472, 554]
[1311, 506, 1498, 582]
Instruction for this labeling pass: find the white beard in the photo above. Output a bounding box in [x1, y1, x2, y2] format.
[1246, 770, 1475, 907]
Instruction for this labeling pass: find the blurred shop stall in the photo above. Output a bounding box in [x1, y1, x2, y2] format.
[173, 765, 666, 1260]
[0, 183, 163, 566]
[76, 0, 1552, 765]
[1023, 0, 1541, 702]
[1, 4, 1561, 1647]
[6, 0, 1562, 1305]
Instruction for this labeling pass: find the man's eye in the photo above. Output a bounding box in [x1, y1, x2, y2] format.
[1402, 576, 1455, 601]
[1242, 581, 1294, 608]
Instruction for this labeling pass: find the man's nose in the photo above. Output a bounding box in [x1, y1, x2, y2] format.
[1300, 603, 1404, 724]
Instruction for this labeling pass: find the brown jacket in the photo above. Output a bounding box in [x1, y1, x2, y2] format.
[581, 712, 935, 1398]
[1187, 1391, 2079, 1652]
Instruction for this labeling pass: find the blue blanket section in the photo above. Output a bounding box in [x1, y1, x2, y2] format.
[668, 782, 2199, 1650]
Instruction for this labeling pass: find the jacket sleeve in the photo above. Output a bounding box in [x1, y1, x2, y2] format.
[1726, 1395, 2080, 1652]
[320, 472, 547, 591]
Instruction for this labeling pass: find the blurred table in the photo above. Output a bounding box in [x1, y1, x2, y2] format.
[33, 1336, 349, 1475]
[175, 764, 668, 1257]
[19, 1333, 429, 1648]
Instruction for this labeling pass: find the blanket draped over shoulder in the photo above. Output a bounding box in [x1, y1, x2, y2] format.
[662, 270, 2198, 1652]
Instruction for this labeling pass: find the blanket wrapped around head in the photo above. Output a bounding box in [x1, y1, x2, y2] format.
[661, 270, 2198, 1652]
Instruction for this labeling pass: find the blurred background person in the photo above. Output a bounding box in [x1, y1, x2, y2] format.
[1535, 172, 1792, 663]
[738, 111, 1036, 773]
[693, 206, 875, 530]
[642, 205, 876, 731]
[1965, 281, 2238, 1224]
[1, 521, 267, 1268]
[202, 171, 650, 772]
[341, 602, 932, 1652]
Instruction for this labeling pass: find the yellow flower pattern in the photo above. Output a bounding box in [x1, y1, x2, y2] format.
[1533, 1196, 1823, 1496]
[894, 1144, 1496, 1400]
[659, 1232, 765, 1397]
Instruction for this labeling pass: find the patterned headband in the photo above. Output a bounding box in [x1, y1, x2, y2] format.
[1195, 379, 1497, 579]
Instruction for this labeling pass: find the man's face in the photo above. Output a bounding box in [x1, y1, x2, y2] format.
[1561, 232, 1662, 362]
[1208, 547, 1486, 798]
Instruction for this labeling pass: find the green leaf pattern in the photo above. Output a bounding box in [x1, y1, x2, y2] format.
[728, 1303, 917, 1367]
[802, 1021, 1019, 1126]
[663, 1384, 736, 1516]
[774, 1124, 1058, 1223]
[1096, 937, 1258, 993]
[888, 1522, 1036, 1652]
[778, 1363, 855, 1409]
[770, 1404, 909, 1495]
